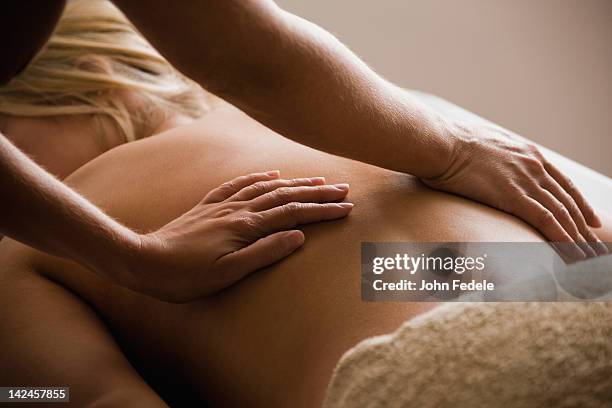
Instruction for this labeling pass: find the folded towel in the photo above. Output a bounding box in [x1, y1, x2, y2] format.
[324, 302, 612, 408]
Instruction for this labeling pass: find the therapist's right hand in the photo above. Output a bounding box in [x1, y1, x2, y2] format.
[123, 171, 352, 302]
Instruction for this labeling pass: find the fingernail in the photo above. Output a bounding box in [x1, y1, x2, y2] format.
[287, 230, 305, 246]
[580, 242, 597, 258]
[594, 239, 609, 255]
[310, 177, 326, 184]
[267, 170, 280, 177]
[333, 183, 349, 191]
[338, 202, 354, 209]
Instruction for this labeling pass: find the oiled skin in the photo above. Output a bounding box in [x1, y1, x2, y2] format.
[0, 107, 569, 407]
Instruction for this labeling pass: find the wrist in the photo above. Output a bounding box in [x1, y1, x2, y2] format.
[425, 119, 482, 184]
[93, 225, 143, 290]
[396, 89, 460, 179]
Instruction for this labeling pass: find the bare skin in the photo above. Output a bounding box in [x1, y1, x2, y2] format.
[114, 0, 606, 254]
[0, 116, 355, 302]
[1, 107, 610, 407]
[0, 0, 605, 294]
[0, 113, 188, 180]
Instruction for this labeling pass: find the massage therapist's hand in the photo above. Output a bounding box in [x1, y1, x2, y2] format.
[421, 123, 608, 260]
[125, 171, 352, 302]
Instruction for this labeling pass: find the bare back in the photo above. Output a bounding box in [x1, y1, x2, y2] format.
[0, 107, 546, 407]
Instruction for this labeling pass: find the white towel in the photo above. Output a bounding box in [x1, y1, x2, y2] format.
[324, 302, 612, 408]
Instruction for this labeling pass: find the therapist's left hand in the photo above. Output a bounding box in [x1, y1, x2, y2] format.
[421, 122, 608, 260]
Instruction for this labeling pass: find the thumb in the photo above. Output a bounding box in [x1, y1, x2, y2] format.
[215, 230, 305, 286]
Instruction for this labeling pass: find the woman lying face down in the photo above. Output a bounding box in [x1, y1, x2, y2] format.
[1, 99, 611, 407]
[1, 1, 611, 407]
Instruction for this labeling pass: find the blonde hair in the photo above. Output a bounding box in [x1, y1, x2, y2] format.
[0, 0, 209, 142]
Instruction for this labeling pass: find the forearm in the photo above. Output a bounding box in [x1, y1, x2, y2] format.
[114, 0, 455, 179]
[0, 132, 136, 282]
[114, 0, 607, 256]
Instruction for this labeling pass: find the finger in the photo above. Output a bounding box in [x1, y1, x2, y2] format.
[202, 170, 280, 203]
[544, 160, 602, 228]
[258, 202, 354, 232]
[540, 175, 608, 256]
[214, 230, 305, 288]
[226, 177, 326, 202]
[531, 187, 597, 258]
[513, 196, 586, 261]
[250, 184, 350, 211]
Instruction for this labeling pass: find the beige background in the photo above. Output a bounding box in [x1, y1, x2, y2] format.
[279, 0, 612, 177]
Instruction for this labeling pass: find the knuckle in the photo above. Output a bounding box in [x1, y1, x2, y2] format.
[522, 156, 544, 172]
[232, 213, 262, 233]
[314, 185, 327, 194]
[219, 181, 237, 192]
[516, 192, 532, 203]
[274, 186, 293, 200]
[536, 209, 555, 227]
[244, 181, 265, 193]
[562, 196, 580, 214]
[250, 180, 272, 194]
[558, 205, 571, 219]
[279, 203, 303, 224]
[251, 211, 265, 224]
[285, 202, 303, 212]
[525, 143, 543, 157]
[289, 177, 313, 186]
